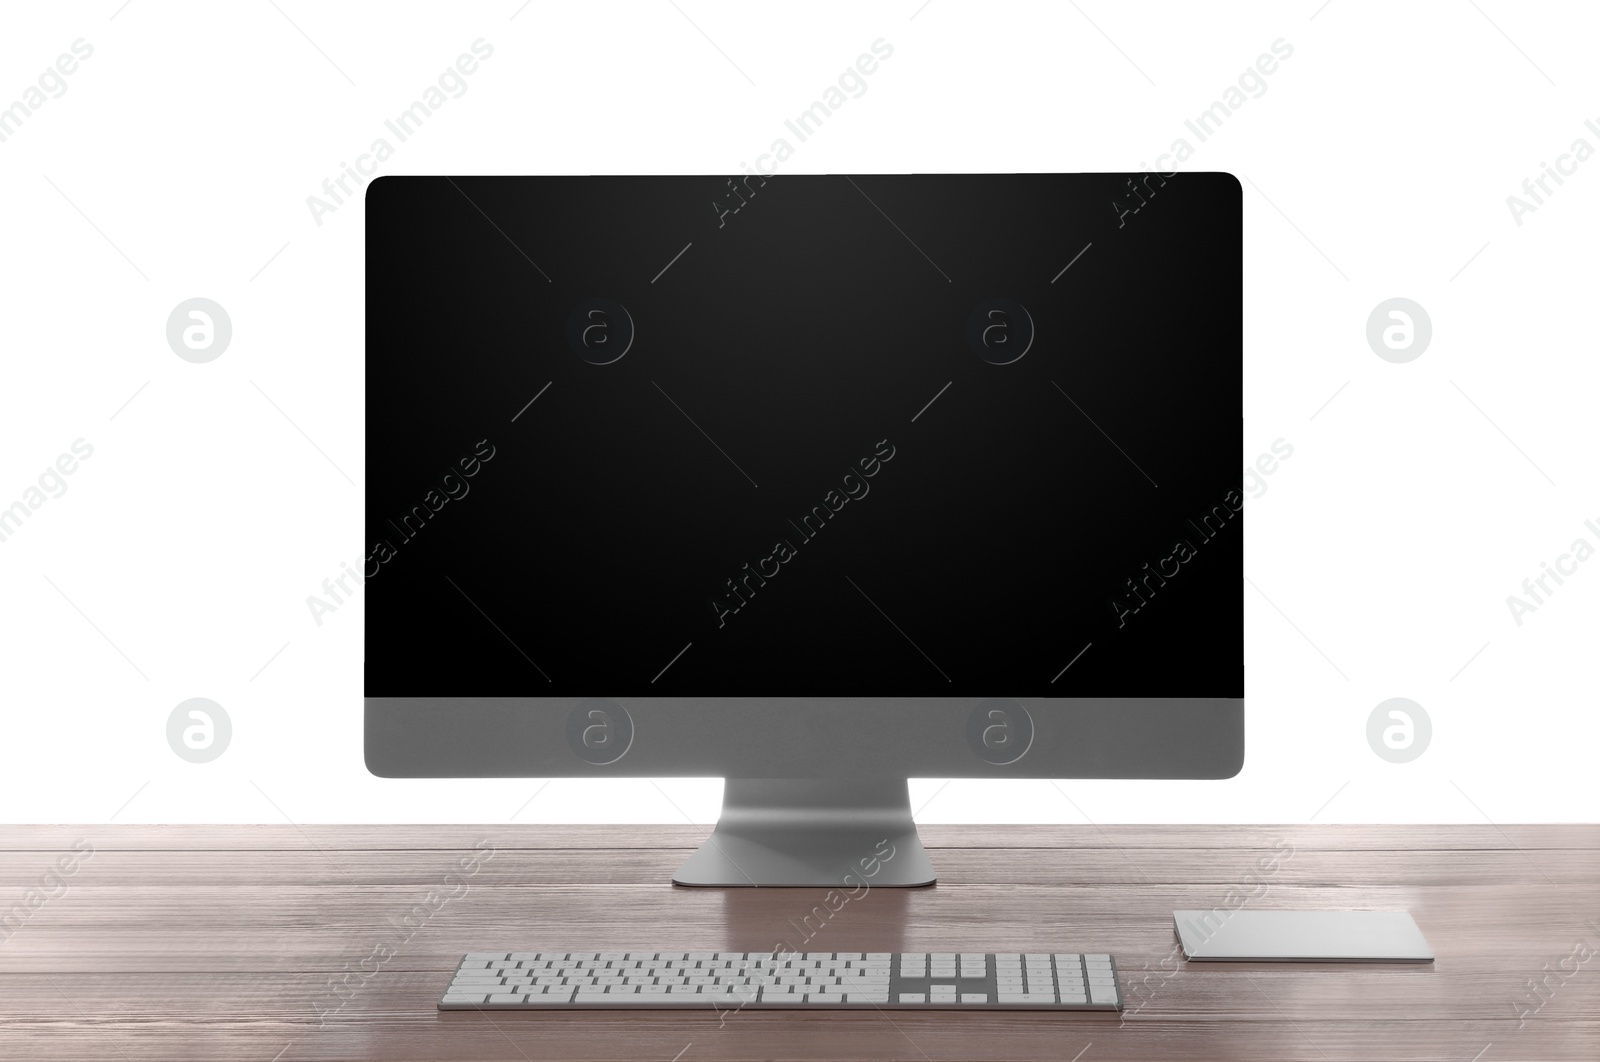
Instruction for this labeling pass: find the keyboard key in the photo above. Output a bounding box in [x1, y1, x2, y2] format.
[961, 993, 987, 1004]
[898, 993, 925, 1003]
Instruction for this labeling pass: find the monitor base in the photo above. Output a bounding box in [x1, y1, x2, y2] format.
[672, 778, 937, 887]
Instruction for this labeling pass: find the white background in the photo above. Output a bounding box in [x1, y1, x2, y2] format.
[1, 1, 1595, 827]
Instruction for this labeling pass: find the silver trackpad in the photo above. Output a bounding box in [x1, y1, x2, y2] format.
[1174, 910, 1434, 962]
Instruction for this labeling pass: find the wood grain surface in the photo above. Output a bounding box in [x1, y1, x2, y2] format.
[1, 824, 1595, 1061]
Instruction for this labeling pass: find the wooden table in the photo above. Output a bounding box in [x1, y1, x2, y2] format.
[2, 824, 1596, 1060]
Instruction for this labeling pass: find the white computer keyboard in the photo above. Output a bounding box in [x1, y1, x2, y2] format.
[440, 951, 1121, 1010]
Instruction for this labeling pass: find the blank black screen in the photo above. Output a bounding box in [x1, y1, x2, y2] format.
[365, 174, 1242, 697]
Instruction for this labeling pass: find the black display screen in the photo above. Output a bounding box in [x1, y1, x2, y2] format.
[366, 174, 1242, 698]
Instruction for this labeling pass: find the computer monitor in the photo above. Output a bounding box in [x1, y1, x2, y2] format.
[364, 173, 1243, 887]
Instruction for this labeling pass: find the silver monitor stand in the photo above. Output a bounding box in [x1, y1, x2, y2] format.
[672, 779, 936, 887]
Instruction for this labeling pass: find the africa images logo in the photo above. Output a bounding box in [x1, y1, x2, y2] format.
[966, 299, 1034, 365]
[566, 299, 634, 365]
